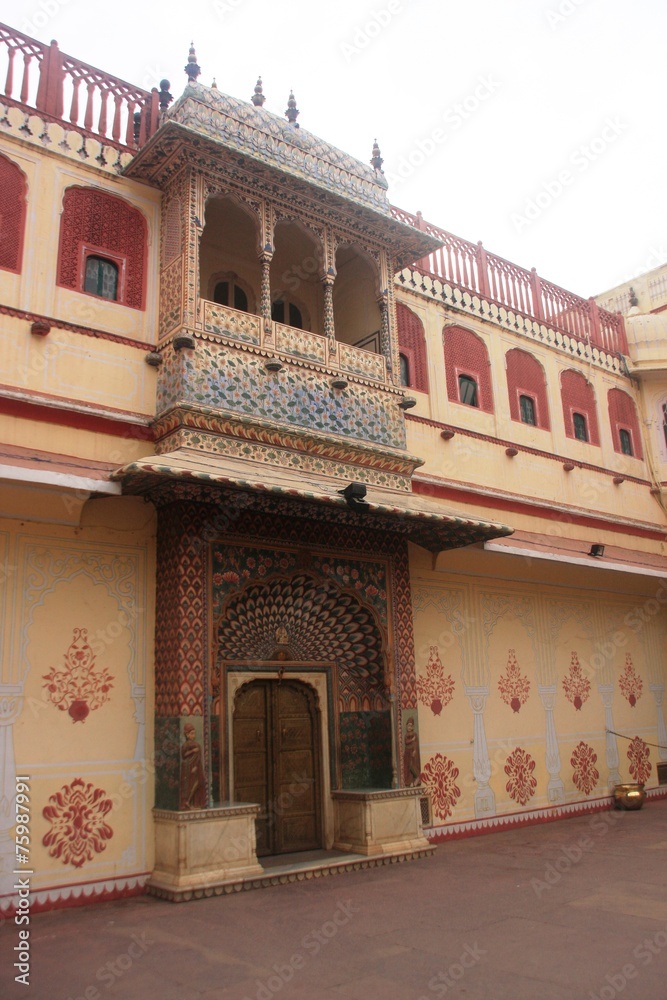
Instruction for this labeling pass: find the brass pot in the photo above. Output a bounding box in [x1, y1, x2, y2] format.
[613, 782, 646, 810]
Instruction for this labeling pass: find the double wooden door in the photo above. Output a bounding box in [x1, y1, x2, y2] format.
[232, 680, 322, 856]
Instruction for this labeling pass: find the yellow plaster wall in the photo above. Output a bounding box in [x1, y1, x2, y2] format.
[410, 544, 667, 829]
[2, 494, 156, 896]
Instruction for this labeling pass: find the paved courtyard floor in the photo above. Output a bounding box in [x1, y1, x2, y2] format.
[3, 801, 667, 999]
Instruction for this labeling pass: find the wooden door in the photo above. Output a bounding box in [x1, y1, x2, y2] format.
[233, 680, 321, 856]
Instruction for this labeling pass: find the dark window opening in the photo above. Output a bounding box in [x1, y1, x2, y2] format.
[619, 429, 633, 456]
[459, 374, 479, 407]
[399, 354, 410, 387]
[520, 395, 536, 426]
[84, 256, 118, 300]
[272, 299, 303, 329]
[573, 412, 588, 442]
[214, 280, 248, 312]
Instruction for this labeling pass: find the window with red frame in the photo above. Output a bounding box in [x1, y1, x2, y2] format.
[560, 369, 600, 445]
[56, 187, 147, 309]
[443, 326, 493, 412]
[506, 348, 550, 430]
[608, 387, 643, 459]
[0, 153, 27, 274]
[396, 303, 428, 393]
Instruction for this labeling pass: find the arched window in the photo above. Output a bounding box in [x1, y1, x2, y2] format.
[560, 370, 599, 445]
[0, 153, 27, 274]
[399, 354, 410, 387]
[272, 299, 303, 329]
[213, 277, 249, 312]
[57, 186, 147, 309]
[396, 303, 428, 392]
[506, 348, 550, 430]
[443, 326, 493, 413]
[458, 374, 479, 407]
[608, 388, 643, 459]
[84, 256, 119, 300]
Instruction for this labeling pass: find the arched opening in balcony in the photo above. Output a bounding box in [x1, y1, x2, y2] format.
[270, 220, 324, 333]
[333, 244, 382, 351]
[199, 195, 260, 315]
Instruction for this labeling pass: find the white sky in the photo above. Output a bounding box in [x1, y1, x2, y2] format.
[10, 0, 666, 298]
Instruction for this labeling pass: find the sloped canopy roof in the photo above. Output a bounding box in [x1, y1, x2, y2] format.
[112, 449, 513, 555]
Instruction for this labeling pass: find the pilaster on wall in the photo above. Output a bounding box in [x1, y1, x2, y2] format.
[539, 684, 564, 803]
[465, 686, 495, 818]
[598, 683, 622, 789]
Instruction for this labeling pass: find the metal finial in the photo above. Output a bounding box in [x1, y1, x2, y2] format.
[158, 79, 173, 111]
[251, 76, 265, 107]
[285, 90, 299, 126]
[371, 138, 384, 172]
[211, 78, 218, 89]
[185, 42, 201, 83]
[629, 286, 639, 308]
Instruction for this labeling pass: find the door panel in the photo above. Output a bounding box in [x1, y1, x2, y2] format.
[233, 680, 321, 856]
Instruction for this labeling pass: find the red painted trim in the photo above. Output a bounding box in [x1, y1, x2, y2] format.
[0, 303, 153, 350]
[412, 478, 667, 541]
[0, 394, 153, 441]
[405, 413, 650, 486]
[0, 873, 149, 916]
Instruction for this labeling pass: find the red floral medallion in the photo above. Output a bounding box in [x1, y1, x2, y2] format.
[42, 778, 113, 868]
[43, 627, 113, 722]
[504, 746, 537, 805]
[571, 741, 599, 795]
[416, 646, 455, 716]
[420, 753, 461, 821]
[562, 651, 591, 711]
[498, 649, 530, 713]
[619, 654, 643, 708]
[627, 736, 651, 784]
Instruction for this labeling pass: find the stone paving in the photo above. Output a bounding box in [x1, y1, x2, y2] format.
[3, 801, 667, 999]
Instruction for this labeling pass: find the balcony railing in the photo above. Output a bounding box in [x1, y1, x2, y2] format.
[0, 23, 158, 148]
[392, 207, 628, 356]
[201, 300, 387, 382]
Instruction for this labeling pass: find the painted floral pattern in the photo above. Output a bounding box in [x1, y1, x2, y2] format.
[504, 746, 537, 806]
[420, 753, 461, 821]
[627, 736, 651, 784]
[619, 654, 643, 707]
[562, 651, 591, 711]
[42, 627, 114, 723]
[498, 649, 531, 713]
[571, 741, 599, 795]
[43, 778, 113, 868]
[416, 646, 455, 716]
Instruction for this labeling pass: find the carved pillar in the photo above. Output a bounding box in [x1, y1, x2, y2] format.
[377, 290, 393, 379]
[322, 269, 337, 360]
[0, 688, 21, 898]
[466, 686, 495, 818]
[650, 684, 667, 761]
[259, 246, 274, 344]
[539, 685, 564, 803]
[598, 683, 621, 789]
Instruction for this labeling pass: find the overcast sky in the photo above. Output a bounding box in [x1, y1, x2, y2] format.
[10, 0, 666, 298]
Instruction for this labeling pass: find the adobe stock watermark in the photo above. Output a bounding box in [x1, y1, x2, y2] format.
[340, 1, 404, 63]
[242, 899, 357, 1000]
[417, 942, 486, 998]
[65, 933, 153, 999]
[512, 117, 628, 233]
[213, 0, 248, 18]
[544, 0, 589, 30]
[386, 75, 501, 189]
[21, 0, 74, 35]
[531, 810, 625, 897]
[588, 923, 667, 1000]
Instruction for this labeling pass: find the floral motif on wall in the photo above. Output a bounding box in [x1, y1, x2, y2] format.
[571, 741, 599, 795]
[416, 646, 455, 716]
[627, 736, 651, 784]
[619, 654, 643, 707]
[420, 753, 461, 821]
[42, 778, 113, 868]
[498, 649, 530, 713]
[42, 627, 114, 723]
[562, 651, 591, 711]
[504, 746, 537, 806]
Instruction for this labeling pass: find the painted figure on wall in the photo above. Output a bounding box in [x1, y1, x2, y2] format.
[180, 722, 207, 810]
[403, 716, 421, 786]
